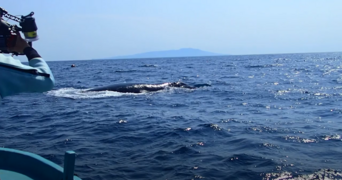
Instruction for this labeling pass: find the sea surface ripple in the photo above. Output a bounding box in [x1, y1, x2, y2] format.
[1, 53, 342, 179]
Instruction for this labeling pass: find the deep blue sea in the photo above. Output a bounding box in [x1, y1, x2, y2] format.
[1, 53, 342, 180]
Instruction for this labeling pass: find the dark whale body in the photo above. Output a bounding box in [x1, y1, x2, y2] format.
[86, 82, 205, 93]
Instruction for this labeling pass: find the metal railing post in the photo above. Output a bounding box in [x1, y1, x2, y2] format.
[63, 151, 76, 180]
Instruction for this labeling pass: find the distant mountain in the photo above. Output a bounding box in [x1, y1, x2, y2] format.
[107, 48, 223, 59]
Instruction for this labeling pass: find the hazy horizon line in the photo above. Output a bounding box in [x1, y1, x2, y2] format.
[41, 50, 342, 62]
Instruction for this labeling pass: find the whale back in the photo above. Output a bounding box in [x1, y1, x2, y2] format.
[86, 82, 210, 93]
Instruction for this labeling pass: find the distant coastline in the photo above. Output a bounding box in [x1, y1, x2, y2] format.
[95, 48, 225, 60]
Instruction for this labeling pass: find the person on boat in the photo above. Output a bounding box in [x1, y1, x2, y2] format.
[0, 31, 55, 99]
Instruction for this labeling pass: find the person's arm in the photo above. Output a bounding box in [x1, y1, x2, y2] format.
[24, 46, 54, 77]
[24, 46, 55, 92]
[0, 32, 55, 98]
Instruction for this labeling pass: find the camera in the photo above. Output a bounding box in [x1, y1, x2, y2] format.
[0, 7, 38, 55]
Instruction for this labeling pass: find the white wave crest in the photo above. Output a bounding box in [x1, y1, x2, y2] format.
[46, 88, 131, 99]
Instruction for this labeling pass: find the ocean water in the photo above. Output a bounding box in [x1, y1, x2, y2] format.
[1, 53, 342, 180]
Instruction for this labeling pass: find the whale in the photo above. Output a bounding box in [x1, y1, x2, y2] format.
[86, 82, 209, 93]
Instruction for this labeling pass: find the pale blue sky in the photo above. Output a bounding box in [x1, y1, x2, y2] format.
[2, 1, 342, 61]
